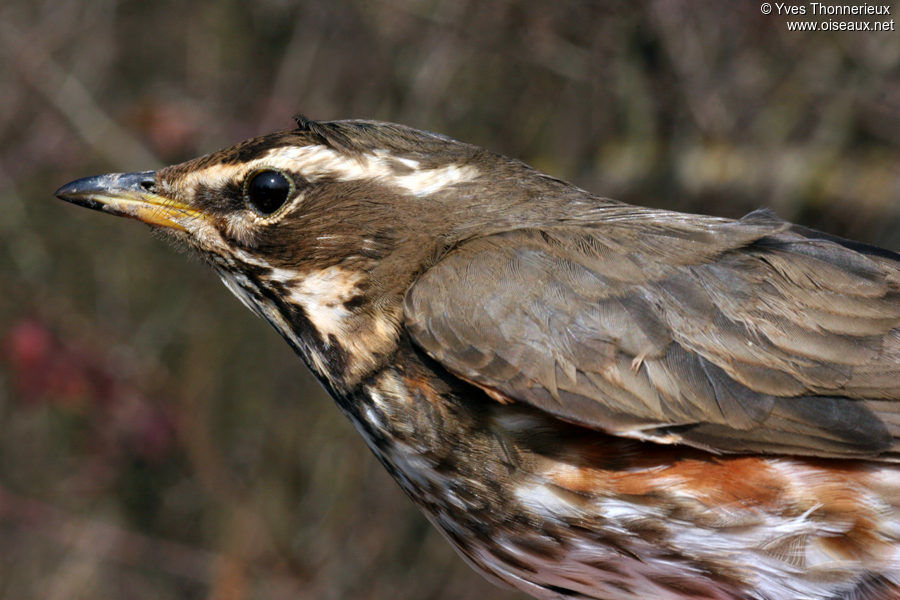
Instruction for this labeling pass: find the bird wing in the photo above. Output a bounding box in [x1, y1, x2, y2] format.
[403, 208, 900, 459]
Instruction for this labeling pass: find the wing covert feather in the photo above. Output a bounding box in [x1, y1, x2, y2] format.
[403, 209, 900, 458]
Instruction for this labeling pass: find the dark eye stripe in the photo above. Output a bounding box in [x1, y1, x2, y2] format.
[243, 170, 293, 215]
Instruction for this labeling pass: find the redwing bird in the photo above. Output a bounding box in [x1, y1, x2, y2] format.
[57, 117, 900, 600]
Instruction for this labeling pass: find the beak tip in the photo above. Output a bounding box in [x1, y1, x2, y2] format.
[54, 181, 78, 202]
[54, 175, 104, 204]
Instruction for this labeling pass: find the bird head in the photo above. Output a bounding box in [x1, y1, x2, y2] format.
[55, 117, 566, 392]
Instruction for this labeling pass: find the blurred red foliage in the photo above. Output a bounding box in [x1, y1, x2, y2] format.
[2, 318, 176, 462]
[3, 318, 101, 406]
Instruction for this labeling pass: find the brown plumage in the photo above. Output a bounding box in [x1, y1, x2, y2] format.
[56, 117, 900, 600]
[405, 211, 900, 458]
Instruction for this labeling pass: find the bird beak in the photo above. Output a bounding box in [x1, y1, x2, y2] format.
[55, 171, 202, 231]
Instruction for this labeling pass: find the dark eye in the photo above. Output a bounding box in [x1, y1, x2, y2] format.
[243, 170, 293, 215]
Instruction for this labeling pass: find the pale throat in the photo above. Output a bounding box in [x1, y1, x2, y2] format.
[222, 263, 403, 389]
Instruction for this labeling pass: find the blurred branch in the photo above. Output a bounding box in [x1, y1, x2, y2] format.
[0, 165, 51, 283]
[0, 483, 214, 583]
[258, 7, 325, 132]
[0, 20, 161, 170]
[0, 483, 304, 596]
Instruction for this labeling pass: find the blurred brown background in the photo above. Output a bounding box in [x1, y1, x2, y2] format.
[1, 1, 898, 598]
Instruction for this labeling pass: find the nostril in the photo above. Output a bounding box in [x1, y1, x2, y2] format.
[139, 179, 156, 192]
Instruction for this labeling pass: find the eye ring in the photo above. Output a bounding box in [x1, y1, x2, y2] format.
[242, 169, 294, 216]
